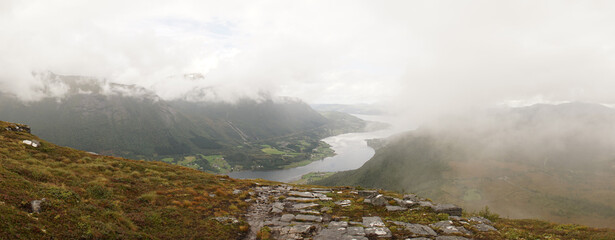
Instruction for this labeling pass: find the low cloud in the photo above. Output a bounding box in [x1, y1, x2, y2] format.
[1, 1, 615, 118]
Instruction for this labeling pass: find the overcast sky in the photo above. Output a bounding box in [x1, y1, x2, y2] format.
[1, 0, 615, 117]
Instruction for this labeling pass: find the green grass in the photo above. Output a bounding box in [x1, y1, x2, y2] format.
[0, 121, 252, 239]
[200, 154, 232, 174]
[261, 147, 285, 155]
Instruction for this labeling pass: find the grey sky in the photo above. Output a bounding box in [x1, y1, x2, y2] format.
[1, 0, 615, 117]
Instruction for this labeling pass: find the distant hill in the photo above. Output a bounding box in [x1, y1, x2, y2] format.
[0, 73, 365, 171]
[317, 102, 615, 228]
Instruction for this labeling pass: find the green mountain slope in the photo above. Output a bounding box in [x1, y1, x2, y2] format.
[317, 102, 615, 228]
[0, 73, 365, 171]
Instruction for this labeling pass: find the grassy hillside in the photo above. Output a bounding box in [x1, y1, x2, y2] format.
[1, 120, 615, 239]
[317, 102, 615, 228]
[0, 121, 255, 239]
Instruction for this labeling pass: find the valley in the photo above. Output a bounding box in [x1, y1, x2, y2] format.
[316, 102, 615, 228]
[2, 120, 614, 239]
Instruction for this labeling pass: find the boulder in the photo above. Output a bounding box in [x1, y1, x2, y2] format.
[358, 190, 378, 198]
[432, 204, 463, 216]
[390, 221, 437, 236]
[370, 194, 388, 207]
[31, 198, 46, 213]
[365, 227, 392, 238]
[362, 216, 385, 227]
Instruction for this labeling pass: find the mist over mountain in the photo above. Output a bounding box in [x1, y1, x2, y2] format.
[317, 102, 615, 228]
[0, 73, 361, 169]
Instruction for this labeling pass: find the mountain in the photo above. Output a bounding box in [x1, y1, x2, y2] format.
[2, 120, 614, 239]
[0, 73, 364, 171]
[316, 102, 615, 228]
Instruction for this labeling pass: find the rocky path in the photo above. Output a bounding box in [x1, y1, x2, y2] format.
[241, 184, 499, 240]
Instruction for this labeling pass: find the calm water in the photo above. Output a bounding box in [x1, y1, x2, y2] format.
[227, 114, 405, 182]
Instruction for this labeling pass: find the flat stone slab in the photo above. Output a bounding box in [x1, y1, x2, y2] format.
[365, 227, 392, 238]
[289, 224, 315, 234]
[386, 205, 407, 211]
[362, 216, 385, 227]
[280, 214, 295, 222]
[293, 203, 319, 210]
[329, 221, 349, 228]
[289, 191, 314, 198]
[346, 226, 365, 236]
[295, 214, 323, 222]
[287, 197, 319, 202]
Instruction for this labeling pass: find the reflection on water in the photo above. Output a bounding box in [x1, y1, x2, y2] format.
[227, 114, 404, 182]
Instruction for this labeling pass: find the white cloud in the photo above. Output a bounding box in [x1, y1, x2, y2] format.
[1, 0, 615, 121]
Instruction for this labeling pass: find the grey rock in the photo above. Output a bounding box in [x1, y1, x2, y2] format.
[358, 190, 378, 198]
[280, 214, 295, 222]
[419, 201, 433, 208]
[469, 216, 492, 224]
[432, 204, 463, 216]
[272, 202, 285, 213]
[407, 238, 432, 240]
[430, 220, 471, 235]
[362, 216, 385, 227]
[287, 197, 319, 202]
[289, 191, 314, 198]
[363, 198, 372, 204]
[295, 214, 323, 222]
[31, 198, 46, 213]
[390, 221, 437, 236]
[346, 226, 365, 236]
[386, 205, 408, 211]
[404, 194, 419, 201]
[321, 206, 332, 212]
[293, 203, 319, 210]
[289, 224, 315, 234]
[449, 216, 463, 221]
[314, 228, 346, 240]
[365, 227, 392, 238]
[371, 194, 388, 206]
[329, 221, 349, 228]
[335, 199, 352, 207]
[232, 189, 242, 195]
[474, 223, 497, 232]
